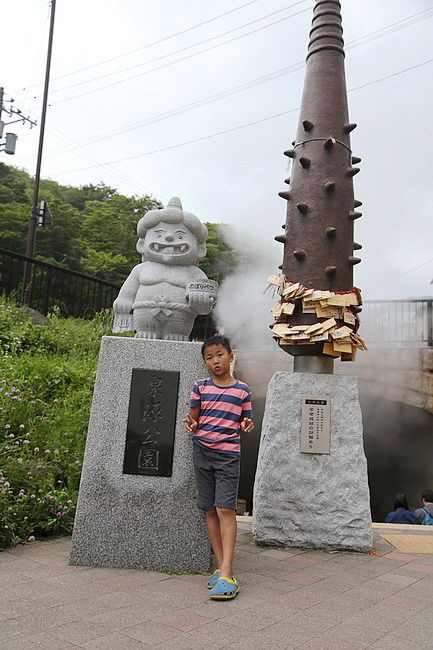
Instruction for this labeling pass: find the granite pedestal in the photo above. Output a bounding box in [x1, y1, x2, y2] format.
[69, 336, 211, 572]
[253, 372, 373, 552]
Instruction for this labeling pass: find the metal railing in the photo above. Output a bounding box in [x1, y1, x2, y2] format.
[0, 247, 120, 318]
[362, 299, 433, 346]
[0, 247, 215, 340]
[1, 248, 431, 345]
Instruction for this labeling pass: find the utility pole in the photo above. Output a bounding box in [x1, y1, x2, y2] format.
[22, 0, 56, 306]
[0, 86, 36, 154]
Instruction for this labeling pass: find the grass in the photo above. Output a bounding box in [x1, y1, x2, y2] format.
[0, 298, 114, 549]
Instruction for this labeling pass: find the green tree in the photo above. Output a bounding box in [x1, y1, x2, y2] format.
[200, 223, 238, 283]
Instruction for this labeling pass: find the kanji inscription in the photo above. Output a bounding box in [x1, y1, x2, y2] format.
[123, 369, 179, 476]
[300, 394, 331, 454]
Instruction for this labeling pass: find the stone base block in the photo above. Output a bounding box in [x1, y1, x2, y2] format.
[253, 372, 373, 552]
[69, 336, 210, 572]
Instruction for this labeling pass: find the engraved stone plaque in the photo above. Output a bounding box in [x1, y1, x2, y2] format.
[300, 394, 331, 454]
[123, 369, 179, 476]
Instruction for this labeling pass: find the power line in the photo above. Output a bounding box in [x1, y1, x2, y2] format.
[46, 123, 167, 201]
[369, 256, 433, 294]
[47, 5, 312, 105]
[21, 4, 433, 107]
[48, 56, 433, 176]
[21, 0, 268, 89]
[22, 5, 433, 162]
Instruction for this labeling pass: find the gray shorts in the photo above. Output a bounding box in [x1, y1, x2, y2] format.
[192, 444, 240, 512]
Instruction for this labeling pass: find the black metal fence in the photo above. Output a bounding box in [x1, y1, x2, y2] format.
[1, 248, 431, 345]
[0, 247, 215, 340]
[0, 247, 120, 318]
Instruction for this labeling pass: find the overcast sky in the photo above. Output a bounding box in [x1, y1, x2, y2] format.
[2, 0, 433, 300]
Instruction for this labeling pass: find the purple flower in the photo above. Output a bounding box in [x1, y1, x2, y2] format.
[22, 440, 30, 445]
[28, 535, 36, 542]
[4, 481, 10, 488]
[18, 490, 25, 497]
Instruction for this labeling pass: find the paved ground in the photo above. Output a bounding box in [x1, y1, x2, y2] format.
[1, 519, 433, 649]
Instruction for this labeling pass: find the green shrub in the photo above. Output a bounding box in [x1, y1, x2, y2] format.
[0, 298, 114, 549]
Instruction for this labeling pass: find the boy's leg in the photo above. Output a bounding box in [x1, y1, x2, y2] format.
[205, 509, 223, 568]
[216, 507, 237, 578]
[214, 454, 240, 578]
[192, 446, 223, 568]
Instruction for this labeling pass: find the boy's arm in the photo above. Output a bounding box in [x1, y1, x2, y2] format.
[240, 387, 254, 432]
[184, 406, 200, 432]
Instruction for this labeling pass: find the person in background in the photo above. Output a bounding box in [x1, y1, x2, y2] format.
[385, 494, 416, 524]
[413, 489, 433, 525]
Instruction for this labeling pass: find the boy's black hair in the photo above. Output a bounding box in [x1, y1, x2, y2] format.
[393, 494, 409, 510]
[422, 489, 433, 503]
[201, 335, 232, 358]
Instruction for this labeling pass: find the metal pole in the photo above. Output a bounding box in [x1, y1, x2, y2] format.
[427, 300, 433, 347]
[22, 0, 56, 305]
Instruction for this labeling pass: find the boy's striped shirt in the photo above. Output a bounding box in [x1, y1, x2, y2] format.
[189, 378, 252, 456]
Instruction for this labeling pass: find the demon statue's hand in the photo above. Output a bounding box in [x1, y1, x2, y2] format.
[187, 291, 214, 315]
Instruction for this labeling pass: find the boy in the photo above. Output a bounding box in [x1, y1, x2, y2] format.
[184, 335, 254, 600]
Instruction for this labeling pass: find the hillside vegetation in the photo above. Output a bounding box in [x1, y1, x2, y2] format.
[0, 298, 113, 548]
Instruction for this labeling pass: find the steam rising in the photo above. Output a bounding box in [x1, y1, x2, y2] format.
[214, 226, 278, 350]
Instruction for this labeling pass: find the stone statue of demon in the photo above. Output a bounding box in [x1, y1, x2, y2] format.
[112, 197, 217, 340]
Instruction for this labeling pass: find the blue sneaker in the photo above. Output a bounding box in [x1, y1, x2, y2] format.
[207, 569, 221, 589]
[209, 576, 240, 600]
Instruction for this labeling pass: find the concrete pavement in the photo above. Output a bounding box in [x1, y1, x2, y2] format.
[1, 519, 433, 649]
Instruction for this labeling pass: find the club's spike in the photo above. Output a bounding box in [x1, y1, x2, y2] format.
[324, 137, 335, 150]
[303, 119, 314, 132]
[278, 190, 291, 200]
[353, 242, 362, 250]
[278, 264, 283, 270]
[291, 139, 296, 146]
[344, 123, 357, 133]
[349, 210, 362, 220]
[297, 202, 309, 214]
[282, 224, 286, 229]
[354, 199, 363, 208]
[325, 180, 336, 193]
[284, 148, 295, 158]
[284, 177, 291, 184]
[293, 249, 306, 260]
[299, 157, 311, 169]
[353, 306, 362, 314]
[348, 256, 361, 265]
[347, 167, 360, 177]
[351, 155, 361, 164]
[325, 265, 337, 275]
[325, 226, 337, 237]
[275, 234, 287, 244]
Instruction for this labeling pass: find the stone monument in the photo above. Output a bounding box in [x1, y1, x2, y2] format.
[253, 0, 372, 552]
[70, 198, 218, 571]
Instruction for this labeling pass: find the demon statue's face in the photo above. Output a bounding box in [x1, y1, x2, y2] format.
[142, 221, 200, 265]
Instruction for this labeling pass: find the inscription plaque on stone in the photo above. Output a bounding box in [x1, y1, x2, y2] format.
[123, 369, 179, 477]
[300, 394, 331, 454]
